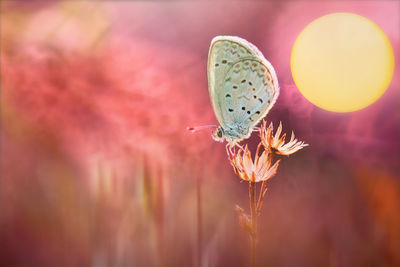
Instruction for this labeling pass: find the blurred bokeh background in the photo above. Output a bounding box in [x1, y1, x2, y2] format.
[1, 1, 399, 266]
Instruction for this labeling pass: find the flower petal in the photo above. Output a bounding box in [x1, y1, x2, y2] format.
[260, 159, 280, 181]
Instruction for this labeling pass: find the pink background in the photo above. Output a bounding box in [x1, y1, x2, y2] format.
[1, 1, 399, 266]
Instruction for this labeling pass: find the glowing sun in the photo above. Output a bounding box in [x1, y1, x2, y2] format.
[291, 13, 394, 112]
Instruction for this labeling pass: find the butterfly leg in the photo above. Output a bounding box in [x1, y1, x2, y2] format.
[226, 143, 238, 158]
[225, 143, 233, 158]
[225, 142, 245, 159]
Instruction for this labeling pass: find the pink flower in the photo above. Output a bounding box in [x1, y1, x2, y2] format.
[227, 144, 280, 183]
[260, 120, 308, 156]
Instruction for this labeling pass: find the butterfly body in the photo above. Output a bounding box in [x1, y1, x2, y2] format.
[208, 36, 280, 144]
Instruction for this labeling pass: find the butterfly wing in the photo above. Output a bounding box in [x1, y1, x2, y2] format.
[222, 58, 279, 139]
[207, 36, 280, 141]
[208, 36, 258, 127]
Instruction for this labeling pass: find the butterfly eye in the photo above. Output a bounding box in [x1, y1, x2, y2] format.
[217, 129, 223, 138]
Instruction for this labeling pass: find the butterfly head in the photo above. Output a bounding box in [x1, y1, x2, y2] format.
[211, 127, 225, 143]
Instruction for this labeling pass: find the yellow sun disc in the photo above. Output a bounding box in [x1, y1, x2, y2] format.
[291, 13, 394, 112]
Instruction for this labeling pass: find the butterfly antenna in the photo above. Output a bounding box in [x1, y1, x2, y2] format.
[187, 125, 218, 133]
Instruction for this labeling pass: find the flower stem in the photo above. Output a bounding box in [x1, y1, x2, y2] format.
[256, 181, 267, 213]
[256, 153, 273, 213]
[249, 181, 257, 267]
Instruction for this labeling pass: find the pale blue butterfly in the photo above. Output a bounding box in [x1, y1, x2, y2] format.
[190, 36, 280, 144]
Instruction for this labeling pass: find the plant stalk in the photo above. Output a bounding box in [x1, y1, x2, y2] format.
[249, 181, 257, 267]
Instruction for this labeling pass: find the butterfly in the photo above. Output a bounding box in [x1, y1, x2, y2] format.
[206, 36, 280, 144]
